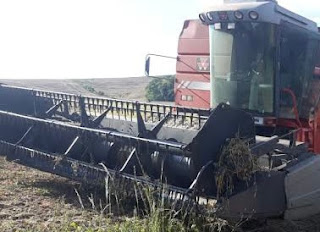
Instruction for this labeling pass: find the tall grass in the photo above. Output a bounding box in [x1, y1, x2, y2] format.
[71, 164, 235, 232]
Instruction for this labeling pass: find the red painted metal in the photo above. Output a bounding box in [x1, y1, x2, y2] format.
[175, 20, 210, 108]
[281, 88, 302, 128]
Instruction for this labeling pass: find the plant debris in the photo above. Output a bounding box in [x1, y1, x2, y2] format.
[215, 137, 259, 198]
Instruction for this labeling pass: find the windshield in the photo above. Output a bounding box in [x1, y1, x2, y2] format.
[209, 22, 276, 113]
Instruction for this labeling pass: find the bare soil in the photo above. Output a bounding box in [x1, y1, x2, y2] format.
[0, 156, 113, 231]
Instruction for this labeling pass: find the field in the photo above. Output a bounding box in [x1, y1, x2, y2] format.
[0, 156, 101, 231]
[0, 78, 320, 231]
[0, 77, 150, 101]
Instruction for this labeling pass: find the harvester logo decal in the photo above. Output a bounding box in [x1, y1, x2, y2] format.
[196, 57, 210, 72]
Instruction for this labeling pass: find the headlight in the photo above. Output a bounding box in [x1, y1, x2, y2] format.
[234, 11, 243, 20]
[199, 13, 206, 22]
[206, 12, 214, 21]
[249, 11, 259, 20]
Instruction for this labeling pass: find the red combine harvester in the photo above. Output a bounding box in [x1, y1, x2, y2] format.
[1, 0, 320, 221]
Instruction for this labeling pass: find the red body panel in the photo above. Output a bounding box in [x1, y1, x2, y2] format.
[175, 20, 210, 108]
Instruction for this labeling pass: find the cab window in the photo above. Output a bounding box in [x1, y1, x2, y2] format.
[279, 25, 318, 118]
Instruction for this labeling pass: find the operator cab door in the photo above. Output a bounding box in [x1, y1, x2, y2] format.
[278, 22, 319, 120]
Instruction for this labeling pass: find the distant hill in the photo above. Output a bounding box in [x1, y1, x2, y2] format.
[0, 77, 151, 101]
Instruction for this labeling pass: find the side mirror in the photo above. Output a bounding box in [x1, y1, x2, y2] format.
[145, 56, 151, 77]
[144, 54, 177, 78]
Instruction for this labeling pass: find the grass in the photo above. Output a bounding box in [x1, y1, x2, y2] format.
[2, 155, 320, 232]
[88, 167, 232, 232]
[78, 80, 105, 96]
[0, 156, 233, 232]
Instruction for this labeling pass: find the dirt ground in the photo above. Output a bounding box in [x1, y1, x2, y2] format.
[0, 156, 115, 231]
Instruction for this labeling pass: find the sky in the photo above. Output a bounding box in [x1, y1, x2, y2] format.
[0, 0, 319, 79]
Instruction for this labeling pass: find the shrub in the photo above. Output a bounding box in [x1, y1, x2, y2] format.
[145, 75, 175, 102]
[83, 85, 96, 93]
[97, 91, 105, 96]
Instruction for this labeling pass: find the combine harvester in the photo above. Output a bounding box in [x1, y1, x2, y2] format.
[1, 0, 320, 220]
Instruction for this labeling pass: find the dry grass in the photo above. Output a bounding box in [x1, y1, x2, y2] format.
[0, 78, 150, 101]
[215, 137, 258, 198]
[0, 156, 232, 232]
[2, 151, 320, 231]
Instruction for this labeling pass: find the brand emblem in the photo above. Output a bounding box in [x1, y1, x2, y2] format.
[196, 57, 210, 72]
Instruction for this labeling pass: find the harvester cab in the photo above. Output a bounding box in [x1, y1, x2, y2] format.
[196, 0, 320, 219]
[199, 0, 320, 152]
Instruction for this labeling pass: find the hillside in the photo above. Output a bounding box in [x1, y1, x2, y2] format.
[0, 77, 150, 101]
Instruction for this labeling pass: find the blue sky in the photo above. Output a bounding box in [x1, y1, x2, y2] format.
[0, 0, 318, 79]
